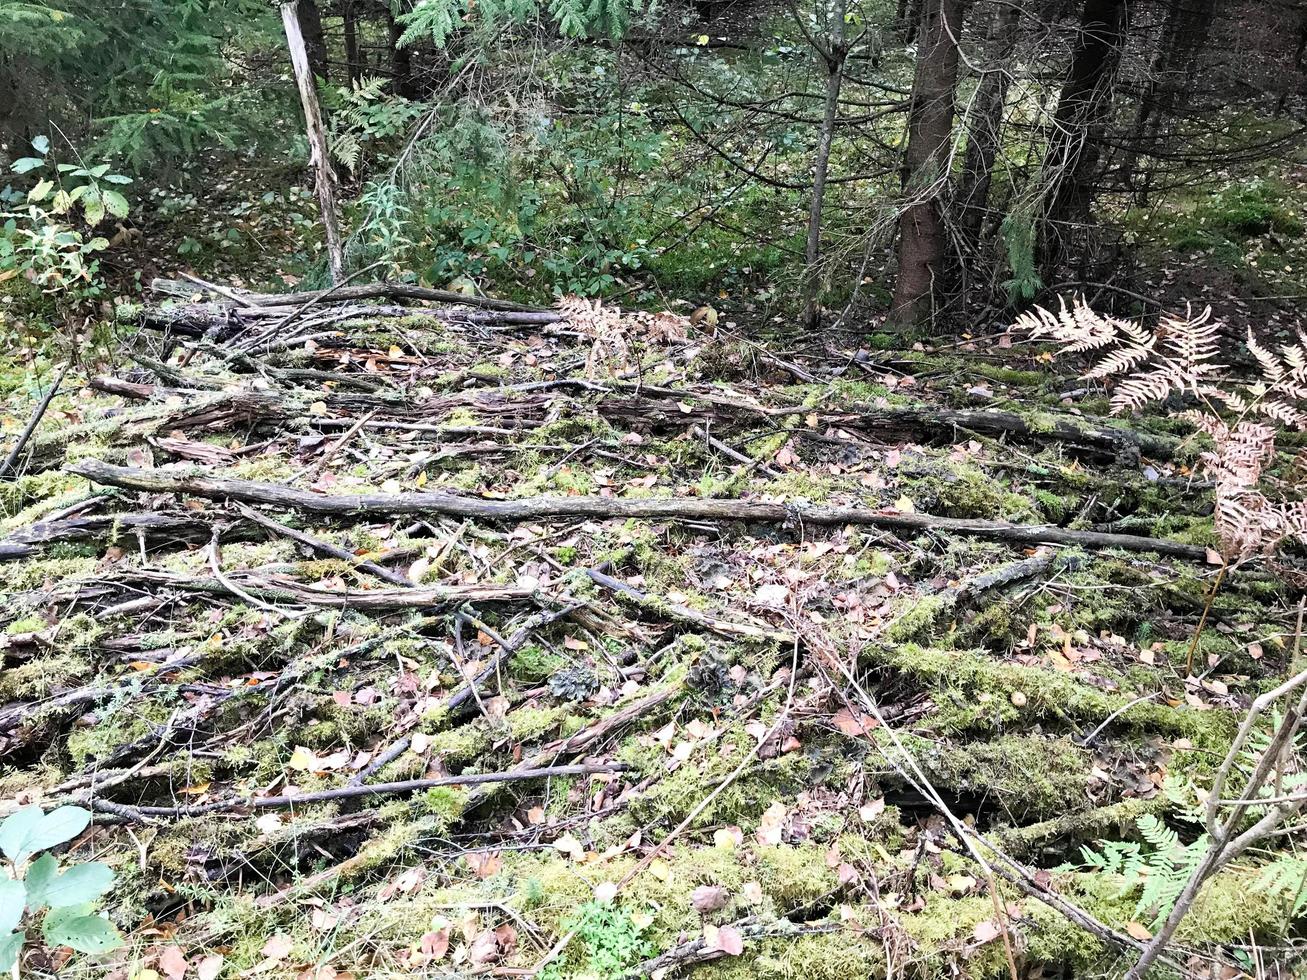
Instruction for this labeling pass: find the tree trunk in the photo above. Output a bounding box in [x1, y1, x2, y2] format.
[904, 0, 925, 41]
[343, 1, 362, 87]
[1119, 0, 1216, 202]
[955, 0, 1021, 246]
[297, 0, 329, 79]
[889, 0, 967, 329]
[280, 1, 345, 283]
[1039, 0, 1128, 273]
[386, 6, 417, 98]
[802, 0, 848, 331]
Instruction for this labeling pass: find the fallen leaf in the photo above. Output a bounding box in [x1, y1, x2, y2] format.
[261, 935, 293, 961]
[714, 925, 744, 956]
[691, 884, 728, 914]
[858, 798, 885, 822]
[831, 706, 878, 737]
[420, 928, 450, 961]
[157, 945, 189, 980]
[1126, 921, 1153, 941]
[196, 955, 224, 980]
[973, 919, 1003, 944]
[755, 801, 787, 846]
[553, 833, 585, 860]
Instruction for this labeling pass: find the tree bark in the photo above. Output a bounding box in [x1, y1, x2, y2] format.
[69, 459, 1210, 560]
[386, 6, 417, 98]
[801, 0, 848, 331]
[343, 0, 362, 87]
[1039, 0, 1128, 272]
[955, 0, 1022, 246]
[1118, 0, 1216, 202]
[296, 0, 329, 79]
[889, 0, 967, 329]
[281, 1, 346, 283]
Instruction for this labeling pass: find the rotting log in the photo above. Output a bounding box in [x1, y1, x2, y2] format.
[69, 459, 1211, 560]
[148, 277, 548, 314]
[82, 763, 630, 820]
[138, 301, 562, 339]
[0, 512, 214, 561]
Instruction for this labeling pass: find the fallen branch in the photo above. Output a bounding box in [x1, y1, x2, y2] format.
[234, 502, 411, 587]
[87, 762, 630, 820]
[0, 363, 70, 477]
[70, 459, 1212, 560]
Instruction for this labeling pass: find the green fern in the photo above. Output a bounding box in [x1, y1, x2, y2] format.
[1075, 814, 1208, 928]
[1255, 857, 1307, 919]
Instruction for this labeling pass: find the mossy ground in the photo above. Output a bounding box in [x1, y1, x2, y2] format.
[1, 306, 1302, 979]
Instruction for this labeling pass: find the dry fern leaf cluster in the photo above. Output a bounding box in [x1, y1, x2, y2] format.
[556, 296, 691, 378]
[1016, 296, 1307, 564]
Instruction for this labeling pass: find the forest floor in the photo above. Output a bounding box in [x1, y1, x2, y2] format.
[1, 279, 1305, 980]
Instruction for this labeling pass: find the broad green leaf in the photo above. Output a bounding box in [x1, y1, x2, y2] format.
[102, 173, 133, 185]
[0, 807, 43, 862]
[89, 164, 110, 178]
[42, 910, 121, 955]
[0, 931, 23, 972]
[1, 806, 90, 863]
[10, 158, 44, 174]
[23, 853, 57, 909]
[0, 881, 26, 932]
[82, 197, 105, 227]
[25, 855, 113, 909]
[102, 189, 130, 219]
[27, 179, 54, 203]
[51, 189, 72, 214]
[31, 135, 49, 154]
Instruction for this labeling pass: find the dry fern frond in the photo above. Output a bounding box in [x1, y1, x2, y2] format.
[1014, 296, 1133, 353]
[1016, 297, 1307, 565]
[557, 297, 691, 379]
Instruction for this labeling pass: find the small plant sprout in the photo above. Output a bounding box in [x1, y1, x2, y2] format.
[0, 805, 121, 975]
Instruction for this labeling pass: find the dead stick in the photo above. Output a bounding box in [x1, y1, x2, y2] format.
[70, 459, 1212, 560]
[1, 363, 71, 477]
[88, 763, 630, 820]
[234, 502, 411, 587]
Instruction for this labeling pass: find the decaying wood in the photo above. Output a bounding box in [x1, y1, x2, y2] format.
[234, 502, 412, 587]
[0, 363, 70, 478]
[280, 0, 344, 282]
[70, 459, 1211, 560]
[87, 763, 630, 821]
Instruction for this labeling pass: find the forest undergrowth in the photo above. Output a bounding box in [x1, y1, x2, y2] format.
[1, 281, 1306, 980]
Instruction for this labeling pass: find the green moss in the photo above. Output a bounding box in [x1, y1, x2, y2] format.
[885, 594, 950, 642]
[754, 845, 838, 906]
[4, 614, 49, 634]
[0, 650, 91, 700]
[915, 734, 1094, 821]
[511, 645, 567, 682]
[417, 785, 468, 827]
[864, 643, 1234, 745]
[7, 556, 98, 592]
[67, 707, 158, 766]
[692, 932, 884, 980]
[0, 471, 85, 520]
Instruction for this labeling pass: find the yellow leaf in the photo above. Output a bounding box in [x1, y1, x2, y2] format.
[288, 746, 317, 771]
[1126, 921, 1152, 941]
[894, 496, 915, 514]
[696, 33, 709, 43]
